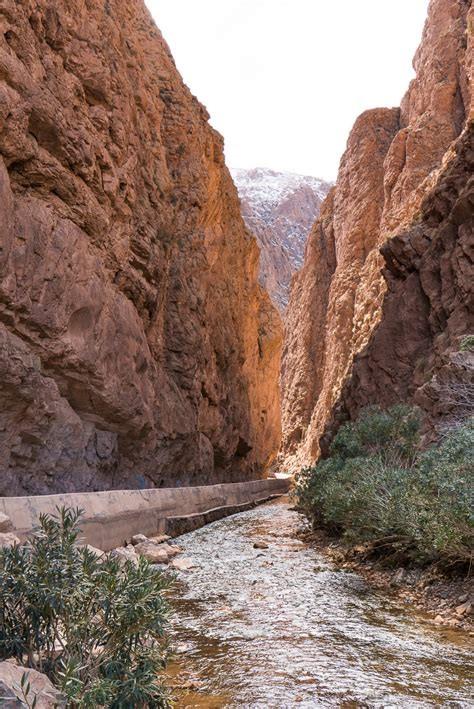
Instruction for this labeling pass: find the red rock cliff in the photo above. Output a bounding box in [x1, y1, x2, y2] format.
[0, 0, 282, 494]
[281, 0, 472, 470]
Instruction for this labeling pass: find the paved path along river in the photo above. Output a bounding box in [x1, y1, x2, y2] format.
[169, 498, 473, 707]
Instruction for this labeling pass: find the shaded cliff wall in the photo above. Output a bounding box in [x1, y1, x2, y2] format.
[0, 0, 282, 495]
[281, 0, 472, 470]
[321, 121, 473, 451]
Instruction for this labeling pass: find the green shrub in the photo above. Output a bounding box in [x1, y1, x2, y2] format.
[329, 404, 421, 464]
[413, 423, 473, 563]
[0, 508, 172, 708]
[294, 407, 473, 566]
[459, 334, 474, 352]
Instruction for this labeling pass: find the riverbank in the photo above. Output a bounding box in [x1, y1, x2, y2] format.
[297, 525, 474, 634]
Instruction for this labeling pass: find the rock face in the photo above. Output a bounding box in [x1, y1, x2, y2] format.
[0, 0, 282, 495]
[322, 120, 473, 451]
[231, 168, 331, 311]
[281, 0, 473, 470]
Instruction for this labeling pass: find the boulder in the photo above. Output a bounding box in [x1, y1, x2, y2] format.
[159, 543, 182, 558]
[150, 535, 172, 545]
[171, 557, 196, 571]
[253, 541, 269, 550]
[130, 534, 149, 546]
[0, 661, 64, 708]
[80, 544, 105, 560]
[0, 514, 13, 533]
[0, 679, 24, 708]
[134, 542, 170, 564]
[0, 533, 20, 549]
[455, 601, 472, 618]
[111, 545, 139, 566]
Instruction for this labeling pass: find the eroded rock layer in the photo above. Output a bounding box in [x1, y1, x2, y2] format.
[0, 0, 282, 494]
[281, 0, 473, 470]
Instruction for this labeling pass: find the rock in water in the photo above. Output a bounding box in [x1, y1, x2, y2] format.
[0, 0, 281, 495]
[171, 557, 196, 571]
[281, 0, 473, 469]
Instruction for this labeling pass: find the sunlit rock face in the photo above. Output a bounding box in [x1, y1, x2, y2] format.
[232, 168, 332, 311]
[281, 0, 473, 470]
[0, 0, 282, 494]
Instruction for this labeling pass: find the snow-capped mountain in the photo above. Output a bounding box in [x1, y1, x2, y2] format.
[231, 168, 332, 311]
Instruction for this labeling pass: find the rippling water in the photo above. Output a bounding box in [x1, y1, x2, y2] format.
[169, 498, 473, 708]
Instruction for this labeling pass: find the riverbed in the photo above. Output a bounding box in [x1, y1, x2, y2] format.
[168, 498, 473, 707]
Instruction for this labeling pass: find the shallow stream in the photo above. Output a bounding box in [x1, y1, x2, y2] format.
[169, 498, 473, 707]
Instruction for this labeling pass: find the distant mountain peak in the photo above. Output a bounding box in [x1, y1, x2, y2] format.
[231, 168, 332, 311]
[231, 167, 330, 208]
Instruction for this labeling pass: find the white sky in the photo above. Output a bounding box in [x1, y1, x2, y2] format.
[145, 0, 430, 181]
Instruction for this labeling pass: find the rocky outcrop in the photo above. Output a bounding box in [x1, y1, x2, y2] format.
[281, 0, 473, 470]
[0, 0, 282, 494]
[231, 168, 331, 310]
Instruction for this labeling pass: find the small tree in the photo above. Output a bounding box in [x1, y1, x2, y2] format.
[0, 507, 172, 708]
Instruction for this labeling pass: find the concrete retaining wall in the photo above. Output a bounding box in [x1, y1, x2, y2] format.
[0, 478, 290, 550]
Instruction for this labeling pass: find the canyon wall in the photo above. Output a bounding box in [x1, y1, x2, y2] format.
[281, 0, 473, 470]
[321, 123, 473, 452]
[232, 168, 331, 311]
[0, 0, 282, 495]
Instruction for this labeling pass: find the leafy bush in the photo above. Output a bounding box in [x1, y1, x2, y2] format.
[0, 508, 172, 708]
[295, 407, 473, 566]
[413, 423, 473, 563]
[459, 334, 474, 352]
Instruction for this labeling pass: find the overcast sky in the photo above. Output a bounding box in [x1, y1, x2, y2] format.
[145, 0, 430, 181]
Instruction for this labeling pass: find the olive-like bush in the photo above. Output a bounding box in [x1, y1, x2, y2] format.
[295, 407, 473, 566]
[413, 423, 473, 563]
[459, 334, 474, 352]
[0, 508, 172, 708]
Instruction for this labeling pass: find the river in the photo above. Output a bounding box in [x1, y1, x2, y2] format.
[168, 498, 473, 708]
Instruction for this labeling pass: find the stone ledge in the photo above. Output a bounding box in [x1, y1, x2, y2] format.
[0, 479, 290, 550]
[164, 493, 285, 537]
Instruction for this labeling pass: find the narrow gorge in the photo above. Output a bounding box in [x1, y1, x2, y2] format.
[0, 0, 472, 706]
[1, 0, 470, 495]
